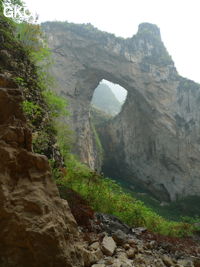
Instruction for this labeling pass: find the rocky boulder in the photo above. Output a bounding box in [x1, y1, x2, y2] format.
[101, 236, 117, 256]
[0, 76, 85, 266]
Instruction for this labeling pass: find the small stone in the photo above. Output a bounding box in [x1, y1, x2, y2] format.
[132, 227, 147, 236]
[162, 255, 174, 267]
[127, 238, 137, 246]
[126, 248, 137, 259]
[123, 243, 130, 250]
[149, 240, 157, 249]
[104, 257, 114, 265]
[90, 242, 100, 250]
[116, 247, 124, 253]
[101, 236, 116, 256]
[135, 253, 146, 264]
[82, 248, 103, 267]
[138, 246, 145, 253]
[145, 250, 153, 255]
[112, 229, 127, 245]
[116, 251, 128, 260]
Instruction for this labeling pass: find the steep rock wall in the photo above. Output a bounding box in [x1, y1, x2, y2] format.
[0, 74, 86, 266]
[43, 22, 200, 201]
[0, 14, 89, 265]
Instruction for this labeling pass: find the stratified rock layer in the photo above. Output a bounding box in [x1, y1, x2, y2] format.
[0, 76, 84, 266]
[43, 22, 200, 201]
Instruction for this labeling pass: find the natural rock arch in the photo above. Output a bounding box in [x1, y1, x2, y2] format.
[43, 22, 200, 201]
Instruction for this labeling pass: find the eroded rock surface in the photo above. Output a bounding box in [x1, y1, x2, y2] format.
[0, 75, 85, 266]
[43, 21, 200, 201]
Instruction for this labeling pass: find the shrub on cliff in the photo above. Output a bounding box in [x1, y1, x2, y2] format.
[0, 0, 70, 171]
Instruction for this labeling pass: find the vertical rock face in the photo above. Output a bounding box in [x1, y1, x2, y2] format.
[43, 21, 200, 201]
[0, 75, 84, 266]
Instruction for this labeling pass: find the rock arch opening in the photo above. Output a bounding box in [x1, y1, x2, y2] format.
[91, 79, 128, 117]
[43, 21, 200, 201]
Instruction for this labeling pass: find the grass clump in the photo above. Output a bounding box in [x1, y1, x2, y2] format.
[56, 158, 196, 238]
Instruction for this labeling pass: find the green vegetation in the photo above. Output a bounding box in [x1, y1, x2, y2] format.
[90, 107, 112, 164]
[22, 100, 42, 123]
[91, 121, 104, 162]
[42, 90, 69, 118]
[0, 0, 71, 167]
[134, 192, 200, 221]
[43, 21, 125, 44]
[56, 160, 199, 237]
[2, 0, 200, 240]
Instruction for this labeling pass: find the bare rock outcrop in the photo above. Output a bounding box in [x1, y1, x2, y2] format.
[43, 22, 200, 201]
[0, 75, 85, 266]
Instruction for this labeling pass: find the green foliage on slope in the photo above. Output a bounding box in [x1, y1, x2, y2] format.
[0, 1, 71, 170]
[56, 160, 199, 237]
[134, 192, 200, 221]
[2, 2, 199, 239]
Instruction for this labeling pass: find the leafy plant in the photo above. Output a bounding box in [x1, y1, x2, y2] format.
[43, 90, 69, 118]
[22, 100, 42, 122]
[14, 76, 26, 86]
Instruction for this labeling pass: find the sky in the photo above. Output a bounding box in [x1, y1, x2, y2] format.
[23, 0, 200, 86]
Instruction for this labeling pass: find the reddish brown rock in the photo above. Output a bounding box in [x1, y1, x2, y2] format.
[59, 187, 95, 230]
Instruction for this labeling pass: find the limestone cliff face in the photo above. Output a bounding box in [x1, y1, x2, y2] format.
[43, 22, 200, 201]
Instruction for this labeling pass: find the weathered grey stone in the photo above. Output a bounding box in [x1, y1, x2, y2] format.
[101, 236, 117, 256]
[43, 21, 200, 201]
[162, 254, 174, 267]
[126, 248, 137, 259]
[112, 229, 127, 245]
[95, 213, 131, 234]
[104, 257, 114, 265]
[82, 247, 104, 267]
[90, 242, 101, 250]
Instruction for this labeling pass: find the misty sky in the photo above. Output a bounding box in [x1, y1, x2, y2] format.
[23, 0, 200, 85]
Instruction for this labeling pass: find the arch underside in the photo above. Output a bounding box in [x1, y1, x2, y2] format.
[43, 22, 200, 201]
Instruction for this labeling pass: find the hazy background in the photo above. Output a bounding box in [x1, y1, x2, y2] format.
[23, 0, 200, 99]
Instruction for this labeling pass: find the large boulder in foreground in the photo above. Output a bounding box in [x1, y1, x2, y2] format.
[0, 77, 84, 266]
